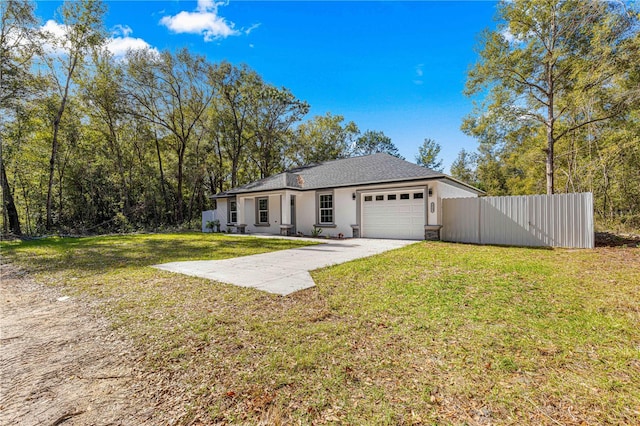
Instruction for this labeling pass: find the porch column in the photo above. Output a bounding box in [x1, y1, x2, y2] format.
[280, 192, 293, 235]
[236, 197, 245, 224]
[281, 191, 291, 225]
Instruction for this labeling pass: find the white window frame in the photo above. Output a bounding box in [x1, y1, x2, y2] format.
[318, 192, 334, 225]
[229, 199, 238, 223]
[257, 197, 269, 224]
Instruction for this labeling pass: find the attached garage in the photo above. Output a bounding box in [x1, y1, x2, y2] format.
[361, 189, 426, 240]
[209, 153, 483, 240]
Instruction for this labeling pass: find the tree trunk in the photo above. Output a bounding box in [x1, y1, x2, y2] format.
[107, 117, 129, 218]
[187, 175, 202, 223]
[0, 145, 21, 235]
[175, 142, 185, 224]
[546, 130, 555, 195]
[231, 154, 239, 188]
[45, 116, 61, 229]
[546, 58, 555, 195]
[19, 173, 32, 235]
[154, 133, 169, 224]
[46, 56, 77, 229]
[207, 169, 216, 197]
[215, 139, 224, 192]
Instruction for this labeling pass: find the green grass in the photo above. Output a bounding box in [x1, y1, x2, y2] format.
[2, 234, 639, 425]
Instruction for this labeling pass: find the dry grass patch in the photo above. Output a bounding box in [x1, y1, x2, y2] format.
[2, 235, 639, 425]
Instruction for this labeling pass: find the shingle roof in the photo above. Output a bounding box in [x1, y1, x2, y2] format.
[215, 153, 475, 197]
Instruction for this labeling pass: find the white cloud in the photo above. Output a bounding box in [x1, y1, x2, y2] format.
[500, 27, 515, 43]
[107, 25, 157, 57]
[39, 20, 156, 58]
[106, 35, 155, 57]
[244, 23, 261, 35]
[159, 0, 240, 41]
[413, 64, 424, 85]
[197, 0, 216, 12]
[500, 27, 530, 45]
[112, 24, 133, 38]
[41, 19, 67, 39]
[40, 19, 69, 53]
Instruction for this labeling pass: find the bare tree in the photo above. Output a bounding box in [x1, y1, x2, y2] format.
[42, 0, 106, 229]
[125, 48, 215, 223]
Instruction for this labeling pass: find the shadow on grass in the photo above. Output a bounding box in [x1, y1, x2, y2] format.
[1, 233, 313, 275]
[595, 232, 640, 248]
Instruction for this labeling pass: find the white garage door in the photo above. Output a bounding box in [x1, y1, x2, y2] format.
[362, 190, 425, 239]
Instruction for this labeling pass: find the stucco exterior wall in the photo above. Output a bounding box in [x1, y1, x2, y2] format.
[293, 188, 356, 237]
[431, 180, 479, 226]
[216, 199, 228, 232]
[208, 178, 479, 238]
[332, 187, 357, 237]
[438, 180, 479, 199]
[243, 198, 254, 228]
[239, 194, 282, 235]
[295, 191, 316, 235]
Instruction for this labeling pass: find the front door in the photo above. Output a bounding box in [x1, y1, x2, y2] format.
[290, 195, 296, 234]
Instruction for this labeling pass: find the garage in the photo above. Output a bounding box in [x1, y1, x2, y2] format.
[361, 190, 426, 239]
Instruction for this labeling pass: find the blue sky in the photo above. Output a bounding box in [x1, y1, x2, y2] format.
[34, 1, 499, 172]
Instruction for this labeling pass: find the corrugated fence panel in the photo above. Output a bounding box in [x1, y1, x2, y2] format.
[441, 197, 480, 243]
[481, 195, 544, 247]
[442, 193, 594, 249]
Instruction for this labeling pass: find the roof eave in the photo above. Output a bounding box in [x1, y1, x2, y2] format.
[211, 185, 301, 198]
[441, 176, 486, 195]
[212, 178, 483, 198]
[212, 175, 460, 197]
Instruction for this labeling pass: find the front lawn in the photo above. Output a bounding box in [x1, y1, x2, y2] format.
[2, 234, 639, 425]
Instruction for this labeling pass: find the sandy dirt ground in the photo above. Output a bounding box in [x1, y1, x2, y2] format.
[0, 266, 159, 426]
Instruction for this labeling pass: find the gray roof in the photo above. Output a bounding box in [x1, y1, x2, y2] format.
[215, 153, 479, 197]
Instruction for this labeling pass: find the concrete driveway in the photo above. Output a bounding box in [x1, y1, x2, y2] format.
[153, 238, 416, 296]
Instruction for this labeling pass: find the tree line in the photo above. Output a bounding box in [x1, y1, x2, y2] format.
[2, 0, 638, 236]
[2, 0, 442, 235]
[451, 0, 640, 231]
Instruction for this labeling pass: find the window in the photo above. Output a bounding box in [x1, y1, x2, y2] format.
[319, 193, 334, 224]
[364, 196, 372, 202]
[257, 197, 269, 224]
[387, 194, 396, 200]
[400, 193, 410, 200]
[376, 195, 384, 201]
[229, 199, 238, 223]
[413, 192, 424, 199]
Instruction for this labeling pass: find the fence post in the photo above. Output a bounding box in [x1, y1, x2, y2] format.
[478, 198, 482, 245]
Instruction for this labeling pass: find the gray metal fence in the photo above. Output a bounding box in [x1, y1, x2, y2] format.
[441, 193, 594, 248]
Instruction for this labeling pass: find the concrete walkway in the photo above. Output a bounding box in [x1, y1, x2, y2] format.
[153, 238, 416, 296]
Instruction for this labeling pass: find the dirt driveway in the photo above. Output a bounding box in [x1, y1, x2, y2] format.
[0, 267, 157, 425]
